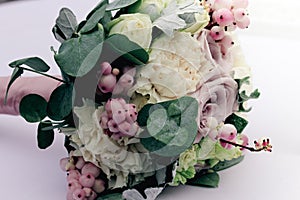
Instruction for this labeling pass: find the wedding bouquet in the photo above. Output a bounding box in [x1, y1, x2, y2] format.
[5, 0, 272, 199]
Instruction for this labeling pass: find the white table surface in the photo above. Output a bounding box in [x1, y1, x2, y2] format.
[1, 1, 300, 200]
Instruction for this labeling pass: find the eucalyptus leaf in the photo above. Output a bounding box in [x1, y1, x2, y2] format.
[55, 25, 104, 77]
[187, 171, 220, 188]
[4, 67, 23, 104]
[47, 84, 74, 121]
[213, 156, 244, 171]
[106, 0, 139, 11]
[96, 193, 123, 200]
[37, 121, 55, 149]
[138, 96, 198, 157]
[19, 94, 47, 123]
[80, 1, 107, 33]
[54, 7, 77, 40]
[9, 57, 50, 72]
[106, 34, 149, 65]
[225, 113, 248, 133]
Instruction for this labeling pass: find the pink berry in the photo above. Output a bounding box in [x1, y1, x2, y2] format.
[112, 109, 126, 124]
[92, 179, 105, 193]
[221, 35, 235, 49]
[67, 170, 81, 181]
[108, 119, 119, 133]
[81, 163, 101, 177]
[213, 8, 234, 27]
[87, 191, 97, 200]
[98, 74, 117, 93]
[124, 107, 137, 123]
[233, 8, 247, 21]
[236, 16, 250, 29]
[105, 99, 125, 114]
[112, 68, 120, 76]
[226, 22, 237, 31]
[212, 0, 232, 10]
[72, 188, 87, 200]
[75, 157, 85, 170]
[67, 179, 82, 192]
[232, 0, 248, 8]
[79, 173, 95, 188]
[83, 188, 93, 197]
[210, 26, 225, 40]
[100, 62, 112, 75]
[100, 113, 109, 129]
[218, 124, 237, 149]
[119, 122, 139, 137]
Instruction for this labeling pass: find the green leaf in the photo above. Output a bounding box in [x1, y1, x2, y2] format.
[106, 34, 149, 65]
[9, 57, 50, 72]
[55, 25, 104, 77]
[138, 96, 198, 157]
[80, 1, 107, 33]
[213, 156, 244, 171]
[47, 84, 74, 121]
[37, 121, 55, 149]
[4, 67, 24, 104]
[53, 8, 77, 41]
[96, 193, 123, 200]
[187, 171, 220, 188]
[225, 113, 248, 133]
[19, 94, 47, 123]
[106, 0, 139, 11]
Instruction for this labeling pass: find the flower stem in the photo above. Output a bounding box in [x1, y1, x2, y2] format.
[219, 138, 263, 152]
[19, 67, 67, 84]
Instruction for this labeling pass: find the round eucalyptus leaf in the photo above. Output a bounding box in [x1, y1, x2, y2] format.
[37, 121, 55, 149]
[47, 84, 74, 121]
[19, 94, 47, 123]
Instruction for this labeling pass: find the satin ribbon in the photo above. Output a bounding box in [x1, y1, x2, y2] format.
[0, 76, 61, 115]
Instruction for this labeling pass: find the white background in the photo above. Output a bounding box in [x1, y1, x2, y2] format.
[1, 0, 300, 199]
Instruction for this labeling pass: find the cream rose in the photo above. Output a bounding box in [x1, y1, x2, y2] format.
[108, 13, 152, 49]
[132, 32, 203, 103]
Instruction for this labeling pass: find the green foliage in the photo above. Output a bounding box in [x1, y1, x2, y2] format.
[225, 113, 248, 133]
[37, 121, 55, 149]
[213, 156, 244, 171]
[4, 67, 24, 104]
[54, 24, 104, 77]
[106, 34, 149, 65]
[96, 193, 123, 200]
[187, 171, 220, 188]
[9, 57, 50, 72]
[47, 84, 74, 121]
[138, 96, 198, 157]
[79, 1, 107, 33]
[19, 94, 48, 123]
[236, 77, 260, 112]
[106, 0, 139, 11]
[52, 7, 77, 42]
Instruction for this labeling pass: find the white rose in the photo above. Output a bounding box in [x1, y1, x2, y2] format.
[108, 13, 153, 49]
[132, 32, 203, 103]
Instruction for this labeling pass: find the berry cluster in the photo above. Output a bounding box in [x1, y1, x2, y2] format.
[218, 124, 249, 150]
[204, 0, 250, 55]
[60, 157, 106, 200]
[100, 98, 139, 140]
